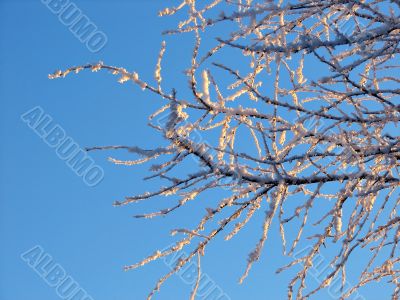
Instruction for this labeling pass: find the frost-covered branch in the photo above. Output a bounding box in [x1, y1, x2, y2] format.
[51, 0, 400, 299]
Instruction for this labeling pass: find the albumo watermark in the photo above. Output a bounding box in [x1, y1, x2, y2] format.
[21, 106, 104, 187]
[21, 245, 95, 300]
[163, 249, 231, 300]
[293, 246, 365, 300]
[41, 0, 108, 53]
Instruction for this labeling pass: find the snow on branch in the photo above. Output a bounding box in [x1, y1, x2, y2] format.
[51, 0, 400, 299]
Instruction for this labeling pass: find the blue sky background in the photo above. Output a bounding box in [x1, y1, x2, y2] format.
[0, 1, 392, 300]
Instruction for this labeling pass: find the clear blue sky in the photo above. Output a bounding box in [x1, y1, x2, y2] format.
[0, 1, 390, 300]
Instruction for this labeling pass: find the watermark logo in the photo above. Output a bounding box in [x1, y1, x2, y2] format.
[163, 249, 231, 300]
[293, 246, 365, 300]
[21, 245, 95, 300]
[41, 0, 108, 53]
[21, 106, 104, 187]
[155, 109, 238, 190]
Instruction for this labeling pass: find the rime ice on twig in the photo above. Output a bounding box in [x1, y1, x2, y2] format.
[51, 1, 400, 299]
